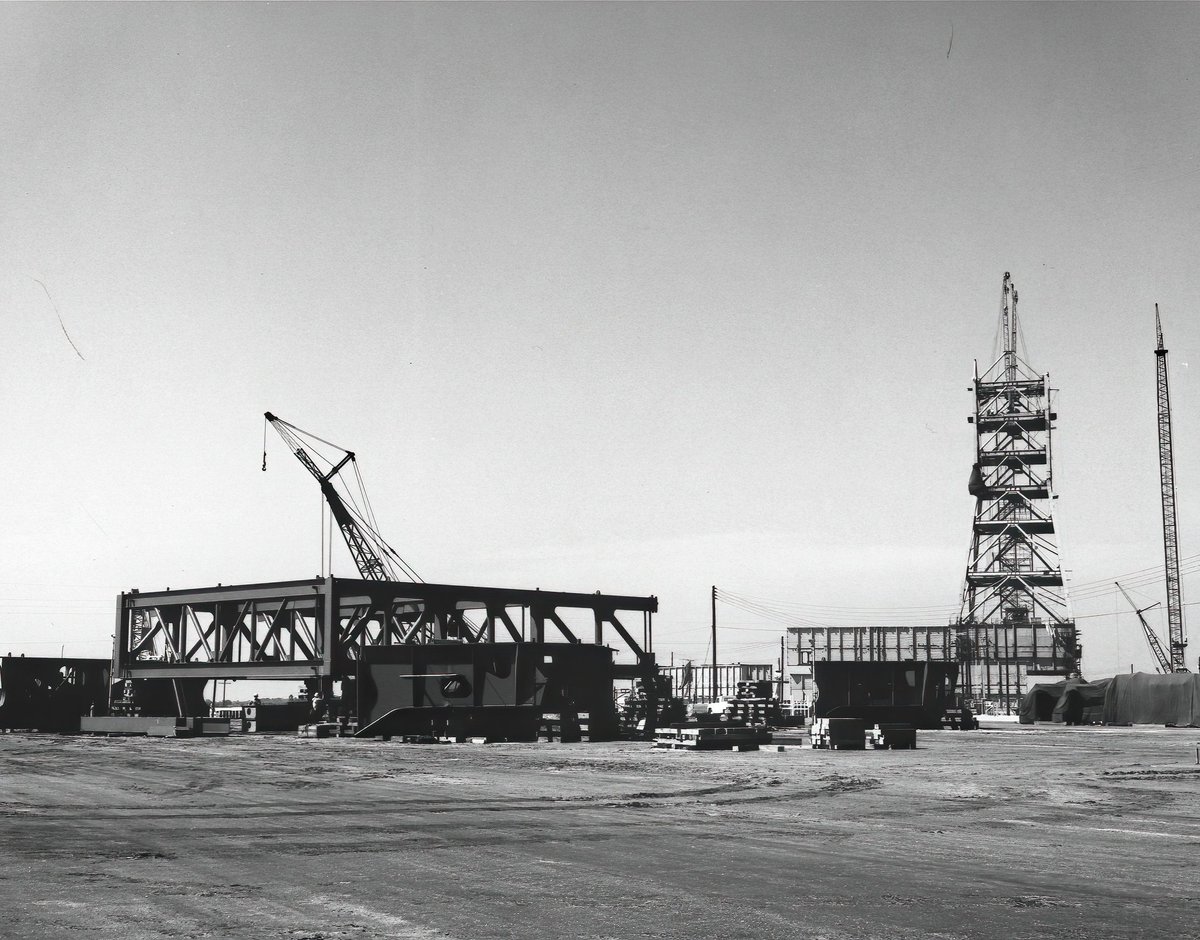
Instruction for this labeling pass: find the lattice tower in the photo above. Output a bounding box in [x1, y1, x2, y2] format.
[1154, 305, 1188, 671]
[959, 273, 1078, 670]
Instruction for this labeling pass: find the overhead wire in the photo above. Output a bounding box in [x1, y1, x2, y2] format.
[713, 550, 1200, 630]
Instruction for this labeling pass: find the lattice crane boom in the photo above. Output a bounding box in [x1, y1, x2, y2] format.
[1154, 307, 1188, 671]
[1115, 581, 1171, 674]
[264, 412, 421, 583]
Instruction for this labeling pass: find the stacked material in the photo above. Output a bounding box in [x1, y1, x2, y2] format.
[296, 722, 344, 739]
[538, 712, 591, 743]
[809, 717, 866, 750]
[80, 716, 230, 737]
[940, 705, 979, 730]
[868, 723, 917, 749]
[244, 701, 311, 733]
[730, 680, 779, 725]
[655, 721, 772, 750]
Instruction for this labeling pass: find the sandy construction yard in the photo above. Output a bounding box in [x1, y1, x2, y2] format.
[1, 725, 1198, 940]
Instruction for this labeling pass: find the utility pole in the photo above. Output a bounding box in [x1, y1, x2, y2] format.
[779, 635, 786, 702]
[711, 585, 718, 702]
[1155, 306, 1188, 671]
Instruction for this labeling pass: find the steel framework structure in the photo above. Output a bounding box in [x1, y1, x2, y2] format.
[957, 274, 1078, 705]
[1154, 306, 1189, 671]
[112, 578, 658, 690]
[786, 622, 1066, 713]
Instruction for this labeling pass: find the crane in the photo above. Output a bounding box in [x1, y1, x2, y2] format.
[1115, 581, 1171, 674]
[1154, 307, 1189, 671]
[263, 412, 422, 583]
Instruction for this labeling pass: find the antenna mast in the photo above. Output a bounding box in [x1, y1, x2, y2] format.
[1154, 306, 1188, 671]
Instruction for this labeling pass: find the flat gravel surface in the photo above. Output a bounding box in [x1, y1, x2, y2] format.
[2, 726, 1199, 939]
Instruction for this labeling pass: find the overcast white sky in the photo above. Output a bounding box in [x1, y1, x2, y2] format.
[1, 2, 1198, 681]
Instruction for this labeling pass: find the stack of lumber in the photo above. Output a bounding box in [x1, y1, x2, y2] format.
[655, 720, 772, 751]
[296, 722, 343, 739]
[538, 712, 590, 743]
[809, 717, 865, 750]
[731, 681, 773, 725]
[868, 723, 917, 749]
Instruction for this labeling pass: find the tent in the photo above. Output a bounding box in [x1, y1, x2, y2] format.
[1101, 672, 1200, 727]
[1018, 678, 1111, 725]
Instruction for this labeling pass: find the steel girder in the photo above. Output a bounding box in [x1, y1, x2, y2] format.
[113, 577, 658, 681]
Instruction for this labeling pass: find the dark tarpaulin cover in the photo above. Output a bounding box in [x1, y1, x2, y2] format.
[1101, 672, 1200, 727]
[1019, 678, 1112, 725]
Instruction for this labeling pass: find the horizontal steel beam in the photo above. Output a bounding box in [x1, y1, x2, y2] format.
[122, 577, 658, 614]
[119, 663, 325, 680]
[113, 577, 657, 687]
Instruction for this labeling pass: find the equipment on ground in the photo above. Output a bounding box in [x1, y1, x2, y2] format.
[355, 642, 620, 742]
[809, 717, 866, 750]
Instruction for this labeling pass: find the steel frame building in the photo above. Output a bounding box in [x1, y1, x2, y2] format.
[112, 577, 658, 703]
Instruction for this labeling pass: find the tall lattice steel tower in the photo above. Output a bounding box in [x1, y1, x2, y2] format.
[958, 274, 1078, 702]
[1154, 305, 1189, 671]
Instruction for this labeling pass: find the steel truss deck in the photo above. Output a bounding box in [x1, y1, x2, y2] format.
[113, 577, 657, 682]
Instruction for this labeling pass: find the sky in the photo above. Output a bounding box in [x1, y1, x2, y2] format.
[1, 2, 1198, 685]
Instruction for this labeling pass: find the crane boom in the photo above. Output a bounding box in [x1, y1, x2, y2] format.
[263, 412, 420, 583]
[1154, 307, 1188, 671]
[1115, 581, 1171, 674]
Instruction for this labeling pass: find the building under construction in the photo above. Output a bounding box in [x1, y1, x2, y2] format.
[788, 274, 1079, 714]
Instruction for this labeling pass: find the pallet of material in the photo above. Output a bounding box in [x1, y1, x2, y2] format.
[809, 718, 866, 750]
[868, 723, 917, 749]
[538, 712, 591, 743]
[81, 716, 230, 737]
[941, 707, 979, 730]
[296, 722, 344, 739]
[655, 723, 772, 751]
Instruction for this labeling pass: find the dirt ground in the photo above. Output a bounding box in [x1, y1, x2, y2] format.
[1, 725, 1198, 940]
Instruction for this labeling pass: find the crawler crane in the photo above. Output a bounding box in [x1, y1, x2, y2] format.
[1115, 581, 1171, 674]
[1154, 308, 1189, 671]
